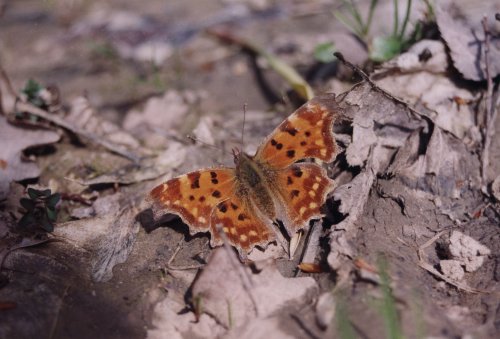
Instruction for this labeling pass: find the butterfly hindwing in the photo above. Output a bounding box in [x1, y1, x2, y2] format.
[210, 195, 275, 253]
[273, 163, 335, 234]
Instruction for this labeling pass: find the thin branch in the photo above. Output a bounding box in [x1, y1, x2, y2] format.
[0, 64, 19, 116]
[0, 64, 17, 99]
[14, 100, 141, 163]
[165, 242, 205, 271]
[480, 16, 496, 185]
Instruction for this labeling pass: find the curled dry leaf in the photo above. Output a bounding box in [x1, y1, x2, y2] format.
[436, 0, 500, 81]
[374, 39, 480, 141]
[82, 141, 187, 186]
[123, 90, 195, 134]
[0, 116, 60, 200]
[66, 96, 141, 151]
[54, 191, 141, 282]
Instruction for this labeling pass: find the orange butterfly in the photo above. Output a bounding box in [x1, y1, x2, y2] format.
[149, 94, 341, 255]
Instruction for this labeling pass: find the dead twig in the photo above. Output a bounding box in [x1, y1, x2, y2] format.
[417, 231, 485, 294]
[15, 100, 141, 163]
[0, 64, 17, 99]
[0, 64, 18, 116]
[165, 242, 205, 271]
[480, 16, 498, 186]
[333, 52, 434, 126]
[48, 284, 71, 339]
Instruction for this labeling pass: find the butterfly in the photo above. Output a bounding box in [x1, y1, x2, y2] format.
[149, 94, 341, 255]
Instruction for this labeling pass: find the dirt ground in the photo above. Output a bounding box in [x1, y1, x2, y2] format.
[1, 1, 499, 338]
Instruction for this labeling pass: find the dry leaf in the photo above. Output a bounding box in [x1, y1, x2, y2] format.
[436, 0, 500, 81]
[0, 116, 60, 199]
[191, 248, 317, 328]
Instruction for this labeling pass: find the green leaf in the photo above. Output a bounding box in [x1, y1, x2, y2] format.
[18, 213, 36, 228]
[20, 198, 35, 212]
[40, 215, 54, 232]
[27, 188, 42, 199]
[41, 189, 52, 197]
[313, 42, 336, 63]
[22, 79, 43, 100]
[370, 36, 403, 62]
[46, 207, 57, 222]
[47, 193, 61, 208]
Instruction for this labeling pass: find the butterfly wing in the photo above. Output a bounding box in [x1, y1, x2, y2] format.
[255, 94, 340, 169]
[149, 168, 236, 233]
[210, 195, 275, 253]
[272, 163, 335, 234]
[149, 168, 276, 253]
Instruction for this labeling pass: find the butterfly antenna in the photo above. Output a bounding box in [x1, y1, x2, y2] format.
[186, 135, 232, 156]
[240, 102, 247, 149]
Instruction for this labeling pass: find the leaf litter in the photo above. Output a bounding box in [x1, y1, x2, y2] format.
[0, 1, 499, 339]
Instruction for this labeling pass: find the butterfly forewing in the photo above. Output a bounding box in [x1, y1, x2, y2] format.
[255, 94, 340, 169]
[149, 168, 236, 232]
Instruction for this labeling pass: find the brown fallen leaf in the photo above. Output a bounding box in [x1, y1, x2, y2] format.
[0, 115, 60, 200]
[192, 247, 317, 329]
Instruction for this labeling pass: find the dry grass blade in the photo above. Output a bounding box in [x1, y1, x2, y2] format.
[207, 29, 314, 101]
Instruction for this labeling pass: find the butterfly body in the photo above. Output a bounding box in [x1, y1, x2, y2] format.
[149, 94, 342, 254]
[234, 152, 277, 219]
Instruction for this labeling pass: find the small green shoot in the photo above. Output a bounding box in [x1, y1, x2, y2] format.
[377, 256, 403, 339]
[313, 42, 337, 63]
[334, 0, 379, 40]
[19, 79, 46, 122]
[193, 294, 203, 322]
[335, 295, 357, 339]
[18, 188, 60, 233]
[226, 299, 233, 329]
[22, 79, 44, 105]
[89, 42, 118, 60]
[335, 0, 421, 62]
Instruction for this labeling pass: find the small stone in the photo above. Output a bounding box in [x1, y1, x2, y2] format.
[448, 231, 491, 272]
[440, 260, 464, 281]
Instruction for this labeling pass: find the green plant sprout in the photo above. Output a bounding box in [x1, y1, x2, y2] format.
[334, 0, 379, 40]
[334, 0, 424, 62]
[313, 42, 337, 63]
[335, 294, 357, 339]
[377, 256, 403, 339]
[18, 188, 60, 233]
